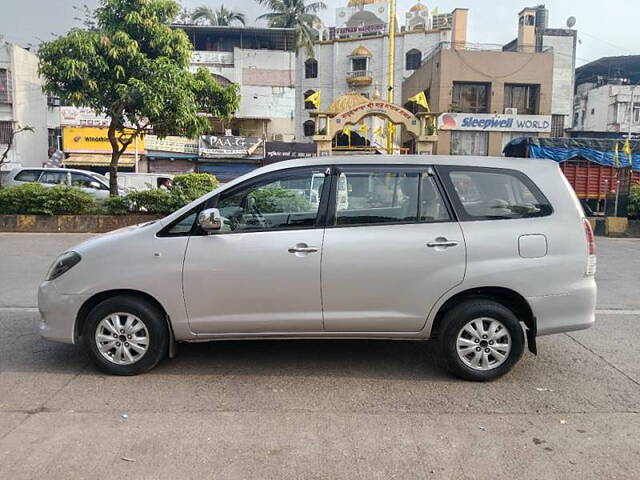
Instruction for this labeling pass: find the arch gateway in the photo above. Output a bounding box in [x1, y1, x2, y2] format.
[310, 96, 438, 156]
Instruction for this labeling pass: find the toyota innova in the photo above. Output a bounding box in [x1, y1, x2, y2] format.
[38, 156, 597, 381]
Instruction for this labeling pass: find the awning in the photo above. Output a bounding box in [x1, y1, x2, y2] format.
[145, 151, 198, 160]
[64, 154, 136, 167]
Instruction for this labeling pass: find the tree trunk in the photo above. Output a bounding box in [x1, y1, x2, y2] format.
[107, 121, 121, 196]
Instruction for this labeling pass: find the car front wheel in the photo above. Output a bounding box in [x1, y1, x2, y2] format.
[439, 299, 525, 381]
[83, 295, 168, 376]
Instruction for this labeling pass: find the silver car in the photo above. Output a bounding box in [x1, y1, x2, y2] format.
[38, 156, 597, 381]
[4, 167, 117, 199]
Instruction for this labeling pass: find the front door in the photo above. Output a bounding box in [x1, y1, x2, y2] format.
[321, 165, 466, 332]
[183, 166, 330, 334]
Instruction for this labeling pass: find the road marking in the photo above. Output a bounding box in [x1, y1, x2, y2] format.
[596, 309, 640, 315]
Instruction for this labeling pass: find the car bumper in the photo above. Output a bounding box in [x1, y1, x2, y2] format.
[38, 281, 89, 344]
[527, 278, 597, 336]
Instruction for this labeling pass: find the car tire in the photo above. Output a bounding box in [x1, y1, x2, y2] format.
[439, 299, 525, 381]
[82, 295, 168, 376]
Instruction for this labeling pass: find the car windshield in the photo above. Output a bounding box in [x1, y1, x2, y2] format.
[91, 173, 109, 184]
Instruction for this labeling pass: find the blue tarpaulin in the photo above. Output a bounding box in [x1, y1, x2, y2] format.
[503, 137, 640, 171]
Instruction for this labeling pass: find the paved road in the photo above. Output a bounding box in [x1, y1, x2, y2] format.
[0, 234, 639, 479]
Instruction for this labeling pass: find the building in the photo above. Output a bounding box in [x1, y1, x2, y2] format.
[0, 38, 50, 170]
[403, 5, 576, 156]
[178, 25, 296, 142]
[572, 55, 640, 138]
[295, 0, 468, 144]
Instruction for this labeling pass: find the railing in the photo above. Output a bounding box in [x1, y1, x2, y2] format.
[347, 70, 372, 79]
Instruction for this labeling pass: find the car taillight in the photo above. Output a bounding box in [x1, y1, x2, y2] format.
[583, 218, 596, 276]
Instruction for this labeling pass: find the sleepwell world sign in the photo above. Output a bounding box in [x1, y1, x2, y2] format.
[437, 113, 552, 133]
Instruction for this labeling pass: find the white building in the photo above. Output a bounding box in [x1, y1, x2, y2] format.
[0, 38, 54, 170]
[295, 0, 468, 141]
[573, 82, 640, 135]
[502, 5, 577, 136]
[177, 25, 297, 142]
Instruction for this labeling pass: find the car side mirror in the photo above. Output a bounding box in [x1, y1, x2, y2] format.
[89, 181, 101, 189]
[198, 208, 222, 233]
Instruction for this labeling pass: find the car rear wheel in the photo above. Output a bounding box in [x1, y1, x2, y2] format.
[83, 296, 168, 376]
[439, 299, 525, 381]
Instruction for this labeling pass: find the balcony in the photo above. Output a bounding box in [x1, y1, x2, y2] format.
[347, 70, 373, 87]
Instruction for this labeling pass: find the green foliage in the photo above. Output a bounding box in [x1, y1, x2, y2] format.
[256, 0, 326, 57]
[0, 184, 94, 215]
[190, 4, 246, 26]
[107, 173, 220, 215]
[38, 0, 240, 194]
[629, 182, 640, 218]
[172, 173, 220, 202]
[125, 189, 178, 215]
[103, 195, 131, 215]
[250, 187, 311, 214]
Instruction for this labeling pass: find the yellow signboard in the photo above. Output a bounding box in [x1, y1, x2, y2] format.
[63, 127, 145, 154]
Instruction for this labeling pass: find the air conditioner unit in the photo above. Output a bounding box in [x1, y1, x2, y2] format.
[272, 134, 284, 142]
[504, 108, 518, 115]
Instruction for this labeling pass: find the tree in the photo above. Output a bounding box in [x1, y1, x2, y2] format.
[255, 0, 326, 57]
[39, 0, 240, 195]
[0, 125, 34, 188]
[190, 4, 247, 26]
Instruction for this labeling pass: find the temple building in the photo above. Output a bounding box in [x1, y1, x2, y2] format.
[295, 0, 468, 146]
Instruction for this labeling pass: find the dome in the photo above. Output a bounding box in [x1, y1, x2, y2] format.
[348, 0, 380, 6]
[327, 92, 369, 114]
[410, 1, 428, 12]
[349, 45, 373, 57]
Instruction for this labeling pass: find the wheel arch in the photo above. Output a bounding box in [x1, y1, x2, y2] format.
[430, 286, 536, 351]
[75, 289, 175, 352]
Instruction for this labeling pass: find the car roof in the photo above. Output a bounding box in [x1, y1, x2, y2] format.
[14, 167, 101, 175]
[255, 155, 559, 174]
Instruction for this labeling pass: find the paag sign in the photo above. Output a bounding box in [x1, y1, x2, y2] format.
[199, 135, 261, 158]
[264, 142, 317, 164]
[62, 127, 145, 154]
[438, 113, 552, 133]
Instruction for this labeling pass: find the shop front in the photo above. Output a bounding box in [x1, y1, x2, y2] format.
[437, 113, 551, 156]
[144, 135, 198, 173]
[62, 126, 144, 173]
[197, 135, 263, 182]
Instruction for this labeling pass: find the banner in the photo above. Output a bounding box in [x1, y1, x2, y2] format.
[438, 113, 552, 133]
[264, 142, 317, 164]
[60, 107, 111, 127]
[62, 127, 145, 154]
[145, 135, 198, 154]
[199, 135, 261, 158]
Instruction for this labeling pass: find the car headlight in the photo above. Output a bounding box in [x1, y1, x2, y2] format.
[46, 251, 82, 281]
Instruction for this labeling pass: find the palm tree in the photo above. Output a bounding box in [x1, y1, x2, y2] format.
[255, 0, 326, 57]
[190, 4, 247, 26]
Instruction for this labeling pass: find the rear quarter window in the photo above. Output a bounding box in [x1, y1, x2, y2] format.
[14, 170, 42, 182]
[440, 167, 553, 220]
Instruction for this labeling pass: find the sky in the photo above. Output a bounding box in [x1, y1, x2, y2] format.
[0, 0, 637, 66]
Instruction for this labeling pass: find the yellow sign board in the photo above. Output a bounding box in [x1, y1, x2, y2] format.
[63, 127, 145, 154]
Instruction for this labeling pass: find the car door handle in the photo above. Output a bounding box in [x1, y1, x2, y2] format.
[427, 239, 459, 248]
[288, 244, 319, 254]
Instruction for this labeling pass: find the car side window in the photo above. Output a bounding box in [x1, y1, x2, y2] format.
[216, 168, 328, 233]
[446, 168, 552, 220]
[70, 173, 100, 189]
[335, 168, 420, 226]
[14, 170, 42, 182]
[40, 171, 67, 185]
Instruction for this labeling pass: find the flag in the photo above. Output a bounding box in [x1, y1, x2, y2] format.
[408, 91, 430, 111]
[357, 123, 368, 135]
[373, 126, 384, 138]
[614, 142, 620, 167]
[305, 90, 321, 109]
[623, 139, 633, 166]
[342, 126, 351, 139]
